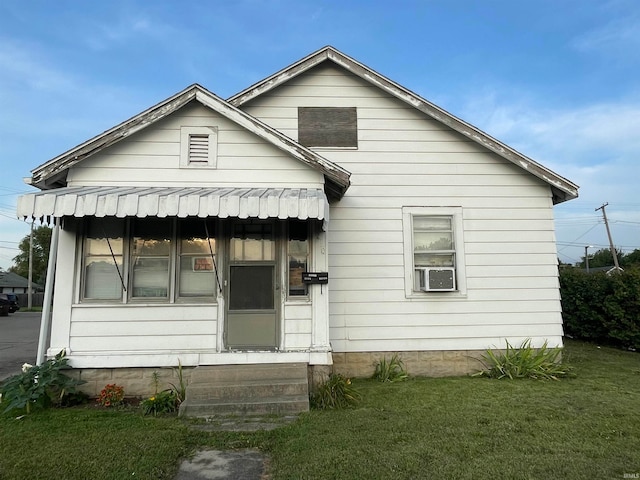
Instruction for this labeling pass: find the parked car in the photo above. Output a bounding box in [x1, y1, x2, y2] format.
[0, 294, 9, 316]
[6, 293, 19, 313]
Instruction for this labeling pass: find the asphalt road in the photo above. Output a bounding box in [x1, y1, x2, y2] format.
[0, 311, 41, 381]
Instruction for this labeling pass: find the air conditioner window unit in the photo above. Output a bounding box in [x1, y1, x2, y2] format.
[418, 267, 456, 292]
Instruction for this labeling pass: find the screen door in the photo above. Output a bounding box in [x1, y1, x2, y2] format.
[225, 221, 278, 349]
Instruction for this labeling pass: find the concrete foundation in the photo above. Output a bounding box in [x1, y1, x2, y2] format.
[66, 349, 489, 399]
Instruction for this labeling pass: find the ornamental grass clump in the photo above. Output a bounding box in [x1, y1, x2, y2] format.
[97, 384, 125, 408]
[474, 338, 575, 381]
[0, 350, 86, 414]
[372, 353, 409, 382]
[310, 373, 361, 410]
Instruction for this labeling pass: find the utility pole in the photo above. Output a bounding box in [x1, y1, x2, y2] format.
[595, 203, 620, 270]
[584, 245, 593, 273]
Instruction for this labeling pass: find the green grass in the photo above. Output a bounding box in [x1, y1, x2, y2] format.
[2, 340, 639, 479]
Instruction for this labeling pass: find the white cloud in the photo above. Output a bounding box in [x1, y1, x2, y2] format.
[571, 15, 640, 59]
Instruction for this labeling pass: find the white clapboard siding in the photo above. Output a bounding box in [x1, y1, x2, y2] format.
[67, 102, 323, 188]
[70, 335, 215, 353]
[242, 63, 564, 353]
[282, 304, 312, 349]
[66, 305, 218, 354]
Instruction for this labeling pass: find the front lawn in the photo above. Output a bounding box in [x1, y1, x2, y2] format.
[1, 340, 639, 479]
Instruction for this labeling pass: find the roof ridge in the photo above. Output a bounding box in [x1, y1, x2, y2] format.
[227, 46, 578, 204]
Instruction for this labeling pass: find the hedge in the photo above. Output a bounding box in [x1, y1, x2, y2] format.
[560, 267, 640, 351]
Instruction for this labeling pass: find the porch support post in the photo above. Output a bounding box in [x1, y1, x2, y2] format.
[310, 225, 331, 362]
[36, 222, 60, 365]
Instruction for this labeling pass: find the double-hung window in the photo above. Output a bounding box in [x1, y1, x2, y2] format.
[402, 207, 466, 296]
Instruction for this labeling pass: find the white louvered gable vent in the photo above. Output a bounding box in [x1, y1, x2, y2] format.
[188, 134, 209, 163]
[180, 126, 218, 168]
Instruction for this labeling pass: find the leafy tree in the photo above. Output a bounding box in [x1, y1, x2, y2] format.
[625, 249, 640, 267]
[9, 225, 52, 285]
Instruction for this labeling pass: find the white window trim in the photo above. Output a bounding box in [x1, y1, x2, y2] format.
[180, 126, 218, 168]
[402, 206, 467, 298]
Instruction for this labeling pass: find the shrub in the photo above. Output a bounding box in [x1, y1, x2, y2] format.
[560, 267, 640, 350]
[310, 373, 361, 410]
[473, 339, 574, 381]
[97, 384, 125, 408]
[0, 350, 86, 414]
[372, 354, 409, 382]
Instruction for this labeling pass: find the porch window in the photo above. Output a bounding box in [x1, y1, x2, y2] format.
[82, 218, 125, 300]
[178, 220, 217, 297]
[131, 219, 172, 299]
[80, 218, 219, 303]
[288, 220, 309, 297]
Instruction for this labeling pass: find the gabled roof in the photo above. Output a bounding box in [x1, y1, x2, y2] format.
[228, 46, 579, 205]
[28, 84, 351, 200]
[0, 271, 40, 289]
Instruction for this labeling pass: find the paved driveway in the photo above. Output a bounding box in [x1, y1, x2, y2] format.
[0, 311, 41, 381]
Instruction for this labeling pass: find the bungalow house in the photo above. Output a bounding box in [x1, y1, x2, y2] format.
[17, 47, 578, 413]
[0, 271, 41, 294]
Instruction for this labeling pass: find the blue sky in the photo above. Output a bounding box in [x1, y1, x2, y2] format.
[1, 0, 639, 269]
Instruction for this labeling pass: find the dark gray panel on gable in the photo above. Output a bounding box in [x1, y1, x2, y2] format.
[298, 107, 357, 148]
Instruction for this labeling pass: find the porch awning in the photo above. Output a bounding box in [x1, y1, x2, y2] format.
[17, 186, 330, 224]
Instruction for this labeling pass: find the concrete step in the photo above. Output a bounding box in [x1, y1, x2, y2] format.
[189, 363, 308, 384]
[187, 378, 307, 402]
[180, 397, 309, 417]
[179, 363, 310, 418]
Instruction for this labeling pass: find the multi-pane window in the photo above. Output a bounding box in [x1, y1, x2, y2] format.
[81, 218, 218, 303]
[83, 218, 125, 300]
[402, 207, 466, 296]
[230, 222, 275, 261]
[413, 216, 455, 268]
[178, 220, 217, 297]
[288, 220, 309, 297]
[131, 219, 172, 299]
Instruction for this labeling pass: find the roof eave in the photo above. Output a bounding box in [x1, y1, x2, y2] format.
[29, 82, 351, 198]
[31, 85, 202, 190]
[229, 46, 577, 203]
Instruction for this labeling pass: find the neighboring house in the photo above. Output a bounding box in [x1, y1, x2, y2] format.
[17, 47, 578, 398]
[0, 271, 41, 294]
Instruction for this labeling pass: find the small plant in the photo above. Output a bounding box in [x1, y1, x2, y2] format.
[372, 354, 409, 382]
[168, 360, 187, 405]
[0, 350, 86, 414]
[140, 370, 178, 416]
[140, 390, 178, 416]
[310, 373, 361, 410]
[473, 339, 575, 381]
[97, 384, 125, 407]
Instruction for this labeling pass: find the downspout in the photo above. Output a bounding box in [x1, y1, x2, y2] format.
[36, 222, 60, 365]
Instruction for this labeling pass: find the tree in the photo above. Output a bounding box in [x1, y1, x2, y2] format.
[578, 248, 640, 270]
[9, 225, 52, 286]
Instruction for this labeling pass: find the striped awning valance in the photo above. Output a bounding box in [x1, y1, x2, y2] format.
[17, 186, 330, 224]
